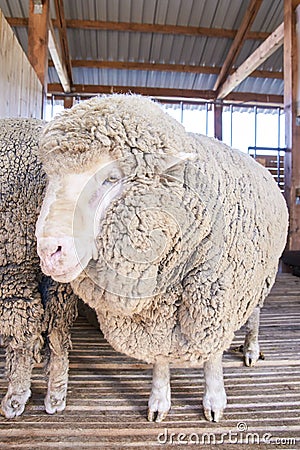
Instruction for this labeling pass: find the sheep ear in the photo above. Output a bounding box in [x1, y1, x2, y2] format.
[163, 152, 197, 170]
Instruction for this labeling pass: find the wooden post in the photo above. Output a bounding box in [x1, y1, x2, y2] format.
[296, 3, 300, 117]
[214, 101, 223, 141]
[28, 0, 49, 115]
[64, 96, 74, 109]
[284, 0, 300, 250]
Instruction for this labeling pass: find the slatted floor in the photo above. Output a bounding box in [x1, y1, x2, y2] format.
[0, 273, 299, 449]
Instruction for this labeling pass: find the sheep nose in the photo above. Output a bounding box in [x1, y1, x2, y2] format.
[37, 237, 65, 272]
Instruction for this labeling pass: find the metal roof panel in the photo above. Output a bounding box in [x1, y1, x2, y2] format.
[0, 0, 285, 99]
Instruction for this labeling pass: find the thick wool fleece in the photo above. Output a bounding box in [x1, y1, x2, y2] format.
[39, 95, 288, 365]
[0, 119, 46, 351]
[0, 119, 77, 416]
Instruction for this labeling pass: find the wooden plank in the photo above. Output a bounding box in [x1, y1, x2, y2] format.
[296, 3, 300, 116]
[218, 23, 284, 99]
[14, 43, 22, 117]
[64, 96, 74, 109]
[68, 59, 222, 74]
[47, 83, 284, 105]
[48, 83, 216, 99]
[214, 102, 223, 140]
[53, 0, 73, 87]
[284, 0, 300, 250]
[226, 91, 283, 105]
[0, 275, 299, 448]
[60, 59, 282, 79]
[0, 11, 10, 117]
[28, 0, 49, 92]
[48, 17, 71, 92]
[6, 17, 271, 40]
[214, 0, 263, 93]
[0, 9, 43, 118]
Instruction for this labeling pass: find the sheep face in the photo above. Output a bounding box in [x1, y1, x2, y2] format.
[36, 158, 123, 283]
[36, 149, 210, 300]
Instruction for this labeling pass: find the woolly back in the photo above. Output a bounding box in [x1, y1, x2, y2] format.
[0, 118, 45, 215]
[0, 118, 45, 266]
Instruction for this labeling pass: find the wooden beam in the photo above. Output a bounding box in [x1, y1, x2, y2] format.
[62, 59, 282, 79]
[64, 96, 74, 108]
[28, 0, 49, 92]
[217, 22, 284, 99]
[69, 60, 221, 75]
[227, 91, 283, 105]
[48, 84, 216, 99]
[214, 102, 223, 140]
[214, 0, 263, 93]
[6, 17, 28, 26]
[48, 83, 283, 104]
[60, 19, 270, 40]
[6, 17, 271, 41]
[48, 17, 71, 92]
[284, 0, 300, 250]
[53, 0, 73, 86]
[296, 4, 300, 116]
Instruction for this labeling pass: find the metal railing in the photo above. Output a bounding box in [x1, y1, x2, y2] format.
[248, 146, 286, 190]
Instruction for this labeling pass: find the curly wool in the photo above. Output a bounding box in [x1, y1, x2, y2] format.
[39, 95, 188, 175]
[0, 119, 77, 416]
[0, 119, 46, 352]
[40, 95, 288, 366]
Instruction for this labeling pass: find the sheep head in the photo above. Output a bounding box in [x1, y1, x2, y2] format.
[36, 155, 123, 282]
[36, 95, 225, 307]
[36, 148, 218, 303]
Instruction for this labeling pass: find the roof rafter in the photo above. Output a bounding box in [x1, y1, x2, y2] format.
[217, 22, 284, 99]
[53, 0, 73, 87]
[49, 59, 282, 79]
[214, 0, 263, 93]
[48, 17, 71, 92]
[6, 16, 270, 40]
[27, 0, 49, 91]
[48, 83, 283, 105]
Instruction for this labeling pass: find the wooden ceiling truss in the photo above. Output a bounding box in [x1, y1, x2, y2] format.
[15, 1, 285, 105]
[213, 0, 263, 94]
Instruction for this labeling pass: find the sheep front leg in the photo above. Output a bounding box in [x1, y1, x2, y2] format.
[203, 352, 227, 422]
[148, 356, 171, 423]
[44, 329, 69, 414]
[243, 306, 260, 367]
[1, 343, 36, 419]
[43, 282, 77, 415]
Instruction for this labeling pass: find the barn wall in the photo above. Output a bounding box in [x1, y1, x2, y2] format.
[0, 9, 43, 119]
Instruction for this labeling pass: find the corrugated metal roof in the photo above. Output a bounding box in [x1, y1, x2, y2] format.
[0, 0, 284, 99]
[235, 76, 284, 95]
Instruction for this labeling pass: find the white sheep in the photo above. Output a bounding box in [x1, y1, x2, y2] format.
[36, 95, 288, 422]
[0, 118, 77, 418]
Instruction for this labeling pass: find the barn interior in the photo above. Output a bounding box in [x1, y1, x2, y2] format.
[0, 0, 299, 447]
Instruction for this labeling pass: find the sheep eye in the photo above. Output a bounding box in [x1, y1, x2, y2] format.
[103, 176, 119, 186]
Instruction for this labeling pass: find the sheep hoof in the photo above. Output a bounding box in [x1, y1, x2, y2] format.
[44, 394, 66, 415]
[147, 408, 169, 423]
[243, 343, 260, 367]
[0, 390, 31, 419]
[203, 407, 224, 422]
[147, 388, 170, 423]
[203, 388, 226, 423]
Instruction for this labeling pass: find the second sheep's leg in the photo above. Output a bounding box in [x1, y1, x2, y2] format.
[44, 328, 70, 414]
[1, 341, 41, 419]
[42, 281, 78, 415]
[148, 356, 171, 423]
[243, 306, 261, 367]
[203, 352, 227, 422]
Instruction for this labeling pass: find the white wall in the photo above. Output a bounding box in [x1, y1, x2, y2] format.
[0, 9, 43, 119]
